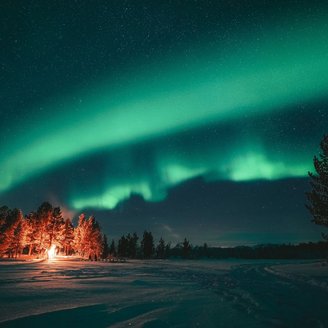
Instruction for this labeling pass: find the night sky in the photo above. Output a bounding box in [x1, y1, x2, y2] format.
[1, 0, 328, 246]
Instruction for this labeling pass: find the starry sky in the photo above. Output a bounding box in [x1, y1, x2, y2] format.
[1, 0, 328, 246]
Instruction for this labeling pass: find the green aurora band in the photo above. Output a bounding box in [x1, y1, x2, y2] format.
[2, 13, 328, 210]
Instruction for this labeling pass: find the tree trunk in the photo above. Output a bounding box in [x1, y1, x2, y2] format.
[28, 245, 33, 256]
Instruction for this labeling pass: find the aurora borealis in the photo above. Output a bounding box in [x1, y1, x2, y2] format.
[1, 0, 328, 245]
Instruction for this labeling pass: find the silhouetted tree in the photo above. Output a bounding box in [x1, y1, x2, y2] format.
[117, 233, 139, 258]
[118, 235, 128, 257]
[201, 243, 209, 257]
[165, 242, 171, 258]
[156, 237, 166, 259]
[101, 234, 109, 259]
[307, 134, 328, 239]
[182, 238, 192, 258]
[127, 233, 139, 258]
[109, 239, 116, 257]
[141, 231, 154, 258]
[0, 206, 10, 228]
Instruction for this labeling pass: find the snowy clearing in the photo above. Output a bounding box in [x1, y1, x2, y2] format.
[0, 258, 327, 327]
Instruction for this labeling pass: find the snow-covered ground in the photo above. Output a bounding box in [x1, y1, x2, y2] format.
[0, 258, 327, 327]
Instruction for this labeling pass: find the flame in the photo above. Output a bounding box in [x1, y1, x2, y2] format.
[47, 245, 56, 260]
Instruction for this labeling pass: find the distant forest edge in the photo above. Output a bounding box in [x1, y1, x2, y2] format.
[0, 135, 328, 261]
[0, 201, 327, 261]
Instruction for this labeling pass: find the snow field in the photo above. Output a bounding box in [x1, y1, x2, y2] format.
[0, 258, 327, 327]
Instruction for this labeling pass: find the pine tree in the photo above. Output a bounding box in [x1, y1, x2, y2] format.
[141, 231, 154, 258]
[0, 206, 10, 257]
[1, 204, 108, 260]
[74, 213, 87, 257]
[85, 216, 102, 260]
[156, 237, 166, 259]
[182, 238, 192, 258]
[165, 242, 171, 258]
[307, 135, 328, 239]
[101, 234, 109, 259]
[8, 209, 24, 258]
[61, 218, 74, 255]
[74, 213, 89, 257]
[202, 242, 209, 257]
[0, 208, 24, 258]
[23, 212, 36, 256]
[109, 239, 116, 257]
[126, 233, 138, 258]
[50, 207, 65, 250]
[118, 235, 128, 257]
[35, 202, 53, 255]
[0, 206, 9, 227]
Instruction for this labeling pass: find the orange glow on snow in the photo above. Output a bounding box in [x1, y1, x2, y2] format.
[47, 245, 56, 259]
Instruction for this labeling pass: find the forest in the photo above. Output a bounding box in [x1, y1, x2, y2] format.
[0, 202, 103, 260]
[1, 200, 328, 261]
[0, 201, 175, 260]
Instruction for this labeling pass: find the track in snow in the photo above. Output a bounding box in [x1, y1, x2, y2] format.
[0, 258, 327, 327]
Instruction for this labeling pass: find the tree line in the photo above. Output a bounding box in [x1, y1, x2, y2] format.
[1, 200, 328, 260]
[106, 237, 328, 259]
[108, 233, 192, 259]
[0, 201, 193, 260]
[0, 202, 103, 260]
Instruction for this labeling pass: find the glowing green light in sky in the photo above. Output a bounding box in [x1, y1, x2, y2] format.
[71, 148, 312, 210]
[1, 14, 327, 193]
[161, 164, 206, 185]
[72, 182, 152, 210]
[227, 152, 309, 181]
